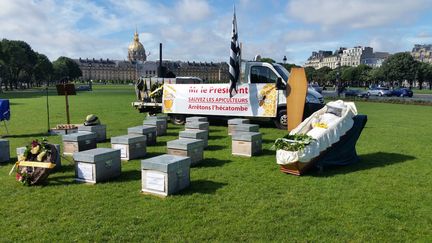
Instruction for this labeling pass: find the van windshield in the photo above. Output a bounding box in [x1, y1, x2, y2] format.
[273, 64, 289, 82]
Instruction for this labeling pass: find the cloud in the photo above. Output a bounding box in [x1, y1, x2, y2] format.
[287, 0, 432, 30]
[284, 30, 317, 43]
[175, 0, 211, 22]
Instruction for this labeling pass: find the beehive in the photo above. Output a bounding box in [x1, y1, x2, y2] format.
[78, 124, 107, 142]
[111, 134, 146, 160]
[179, 129, 208, 147]
[73, 148, 121, 183]
[143, 119, 167, 136]
[62, 132, 97, 155]
[0, 139, 10, 163]
[167, 138, 204, 165]
[186, 116, 207, 123]
[232, 132, 262, 157]
[185, 121, 209, 131]
[227, 118, 250, 135]
[128, 125, 157, 145]
[141, 154, 191, 197]
[231, 124, 259, 134]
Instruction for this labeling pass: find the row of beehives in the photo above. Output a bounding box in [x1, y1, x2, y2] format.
[141, 117, 264, 197]
[0, 116, 263, 197]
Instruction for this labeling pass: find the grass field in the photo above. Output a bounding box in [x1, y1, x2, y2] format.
[1, 85, 431, 242]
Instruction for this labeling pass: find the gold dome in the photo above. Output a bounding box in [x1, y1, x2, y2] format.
[128, 29, 146, 62]
[128, 31, 145, 52]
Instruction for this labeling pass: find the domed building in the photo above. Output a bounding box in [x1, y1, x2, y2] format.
[128, 30, 147, 62]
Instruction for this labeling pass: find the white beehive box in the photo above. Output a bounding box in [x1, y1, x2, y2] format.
[232, 132, 262, 157]
[128, 125, 157, 145]
[111, 134, 146, 161]
[141, 154, 191, 197]
[0, 139, 10, 163]
[62, 132, 97, 155]
[179, 129, 208, 147]
[227, 118, 250, 135]
[167, 138, 204, 165]
[73, 148, 121, 183]
[78, 124, 107, 142]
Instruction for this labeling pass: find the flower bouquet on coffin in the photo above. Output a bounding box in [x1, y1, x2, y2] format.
[10, 139, 59, 186]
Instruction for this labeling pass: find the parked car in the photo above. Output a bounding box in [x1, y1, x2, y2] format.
[308, 83, 323, 94]
[391, 88, 413, 97]
[367, 87, 392, 97]
[343, 89, 369, 98]
[76, 85, 91, 91]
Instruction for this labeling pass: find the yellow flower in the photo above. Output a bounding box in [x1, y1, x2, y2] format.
[30, 145, 40, 155]
[37, 151, 47, 162]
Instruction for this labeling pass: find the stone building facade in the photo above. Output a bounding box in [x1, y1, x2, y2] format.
[75, 30, 229, 82]
[411, 44, 432, 63]
[76, 58, 136, 81]
[304, 46, 389, 69]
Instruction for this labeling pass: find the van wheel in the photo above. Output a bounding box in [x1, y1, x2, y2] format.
[171, 114, 185, 125]
[274, 109, 287, 130]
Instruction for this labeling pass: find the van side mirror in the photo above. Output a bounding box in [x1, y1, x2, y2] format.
[276, 77, 285, 90]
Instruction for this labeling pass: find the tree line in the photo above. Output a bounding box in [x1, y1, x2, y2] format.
[0, 39, 82, 92]
[264, 53, 432, 90]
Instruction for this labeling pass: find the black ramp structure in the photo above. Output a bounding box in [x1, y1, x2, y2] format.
[316, 115, 368, 168]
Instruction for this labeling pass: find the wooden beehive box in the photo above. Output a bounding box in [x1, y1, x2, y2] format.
[167, 138, 204, 165]
[179, 129, 208, 147]
[78, 124, 107, 142]
[141, 154, 191, 197]
[0, 139, 10, 163]
[111, 134, 147, 161]
[62, 132, 97, 155]
[128, 125, 157, 145]
[73, 148, 121, 183]
[232, 132, 262, 157]
[227, 118, 250, 135]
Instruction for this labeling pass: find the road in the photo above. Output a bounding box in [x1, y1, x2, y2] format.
[322, 91, 432, 102]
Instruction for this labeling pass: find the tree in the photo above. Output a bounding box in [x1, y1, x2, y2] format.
[281, 63, 301, 73]
[355, 64, 372, 87]
[370, 67, 385, 86]
[325, 69, 338, 86]
[0, 39, 37, 90]
[315, 66, 332, 85]
[33, 53, 53, 86]
[341, 66, 355, 85]
[424, 63, 432, 90]
[52, 56, 82, 81]
[260, 57, 275, 64]
[304, 67, 316, 82]
[381, 52, 418, 87]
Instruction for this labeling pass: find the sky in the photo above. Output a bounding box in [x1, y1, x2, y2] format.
[1, 0, 432, 65]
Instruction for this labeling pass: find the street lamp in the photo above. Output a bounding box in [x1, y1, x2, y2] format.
[88, 63, 93, 90]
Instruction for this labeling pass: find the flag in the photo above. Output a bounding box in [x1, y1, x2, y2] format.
[229, 7, 240, 98]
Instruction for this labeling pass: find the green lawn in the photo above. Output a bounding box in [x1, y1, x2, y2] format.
[0, 86, 431, 242]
